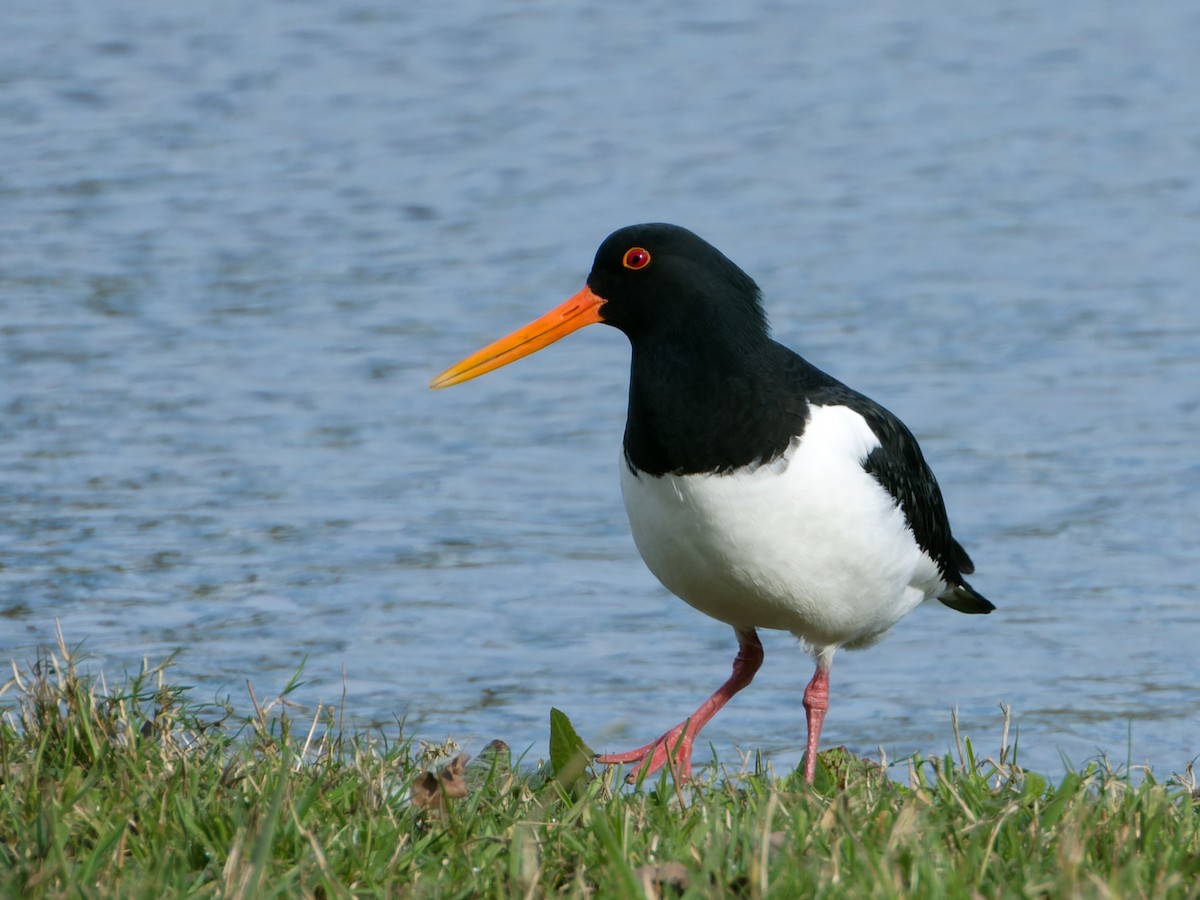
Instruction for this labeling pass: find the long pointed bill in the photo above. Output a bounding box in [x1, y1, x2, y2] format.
[429, 286, 606, 389]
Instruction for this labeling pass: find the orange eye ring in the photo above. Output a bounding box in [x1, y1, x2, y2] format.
[622, 247, 651, 270]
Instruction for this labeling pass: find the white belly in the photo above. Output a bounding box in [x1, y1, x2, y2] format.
[620, 405, 945, 651]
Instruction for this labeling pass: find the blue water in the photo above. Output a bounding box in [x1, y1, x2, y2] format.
[2, 0, 1198, 779]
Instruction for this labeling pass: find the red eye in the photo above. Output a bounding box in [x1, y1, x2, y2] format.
[622, 247, 651, 270]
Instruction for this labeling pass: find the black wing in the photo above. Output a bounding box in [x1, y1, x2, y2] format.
[807, 379, 994, 615]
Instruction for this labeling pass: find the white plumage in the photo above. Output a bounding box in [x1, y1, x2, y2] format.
[620, 404, 946, 657]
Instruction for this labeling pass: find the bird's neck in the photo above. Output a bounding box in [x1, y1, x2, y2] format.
[623, 336, 805, 477]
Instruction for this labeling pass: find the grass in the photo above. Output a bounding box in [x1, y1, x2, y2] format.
[2, 635, 1198, 898]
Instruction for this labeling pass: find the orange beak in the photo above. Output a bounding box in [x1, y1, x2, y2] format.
[429, 286, 606, 389]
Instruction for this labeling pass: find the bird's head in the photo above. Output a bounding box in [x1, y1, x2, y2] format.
[429, 223, 765, 390]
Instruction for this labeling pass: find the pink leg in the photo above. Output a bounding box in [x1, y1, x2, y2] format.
[596, 629, 763, 783]
[801, 663, 831, 783]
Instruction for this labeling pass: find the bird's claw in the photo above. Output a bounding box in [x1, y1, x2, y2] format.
[596, 723, 695, 783]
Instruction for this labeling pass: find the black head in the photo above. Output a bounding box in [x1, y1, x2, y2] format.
[429, 223, 771, 391]
[587, 224, 769, 346]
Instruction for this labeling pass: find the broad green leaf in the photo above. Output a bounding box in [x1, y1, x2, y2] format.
[548, 707, 593, 786]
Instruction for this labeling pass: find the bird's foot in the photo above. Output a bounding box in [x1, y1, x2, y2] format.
[596, 721, 696, 784]
[595, 631, 764, 784]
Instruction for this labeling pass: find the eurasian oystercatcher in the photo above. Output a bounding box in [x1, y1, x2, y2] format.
[430, 223, 993, 783]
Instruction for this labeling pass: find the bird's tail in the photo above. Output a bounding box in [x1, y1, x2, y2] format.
[938, 580, 994, 615]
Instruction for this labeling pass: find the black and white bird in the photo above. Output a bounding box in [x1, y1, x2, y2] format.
[430, 223, 993, 783]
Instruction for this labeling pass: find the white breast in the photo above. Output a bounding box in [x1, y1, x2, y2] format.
[620, 404, 946, 653]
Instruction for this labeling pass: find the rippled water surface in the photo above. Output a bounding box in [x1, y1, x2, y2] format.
[3, 0, 1198, 777]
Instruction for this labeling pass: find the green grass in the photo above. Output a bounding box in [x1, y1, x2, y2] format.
[2, 636, 1198, 898]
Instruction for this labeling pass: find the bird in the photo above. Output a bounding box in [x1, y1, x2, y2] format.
[429, 223, 993, 784]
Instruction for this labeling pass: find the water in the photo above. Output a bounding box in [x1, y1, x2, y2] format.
[2, 0, 1197, 778]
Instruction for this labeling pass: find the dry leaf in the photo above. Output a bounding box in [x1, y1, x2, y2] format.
[410, 752, 471, 812]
